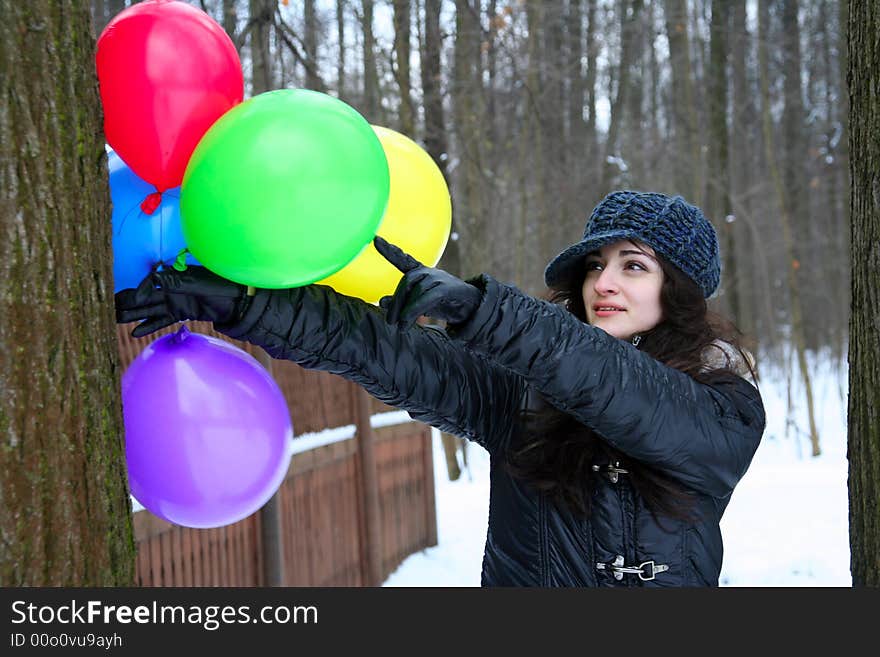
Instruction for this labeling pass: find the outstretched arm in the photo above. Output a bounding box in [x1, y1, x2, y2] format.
[115, 266, 526, 455]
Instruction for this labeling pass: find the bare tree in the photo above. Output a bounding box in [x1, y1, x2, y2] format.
[222, 0, 238, 44]
[452, 0, 487, 273]
[846, 0, 880, 588]
[663, 0, 701, 203]
[304, 0, 321, 91]
[361, 0, 382, 123]
[392, 0, 415, 135]
[1, 0, 134, 585]
[419, 0, 449, 185]
[337, 0, 347, 99]
[602, 0, 643, 192]
[707, 0, 741, 325]
[249, 0, 274, 94]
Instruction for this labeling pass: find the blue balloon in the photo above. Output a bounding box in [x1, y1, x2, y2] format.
[109, 150, 199, 292]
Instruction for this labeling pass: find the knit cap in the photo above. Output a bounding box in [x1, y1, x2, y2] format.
[543, 190, 721, 298]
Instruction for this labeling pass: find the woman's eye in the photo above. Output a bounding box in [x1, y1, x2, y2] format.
[626, 261, 647, 271]
[585, 261, 602, 272]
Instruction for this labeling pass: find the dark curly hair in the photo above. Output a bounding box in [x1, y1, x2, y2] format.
[506, 240, 757, 522]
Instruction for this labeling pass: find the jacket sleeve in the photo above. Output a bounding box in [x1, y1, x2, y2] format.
[215, 283, 527, 455]
[449, 274, 766, 498]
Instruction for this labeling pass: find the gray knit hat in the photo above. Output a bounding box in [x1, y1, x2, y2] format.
[544, 190, 721, 298]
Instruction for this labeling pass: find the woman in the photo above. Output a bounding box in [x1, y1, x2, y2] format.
[116, 190, 765, 587]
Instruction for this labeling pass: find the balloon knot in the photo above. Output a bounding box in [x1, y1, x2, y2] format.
[140, 191, 163, 215]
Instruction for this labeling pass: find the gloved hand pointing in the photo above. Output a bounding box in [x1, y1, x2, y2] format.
[373, 235, 481, 329]
[115, 266, 250, 338]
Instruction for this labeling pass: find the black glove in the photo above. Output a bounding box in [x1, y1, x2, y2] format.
[115, 266, 250, 338]
[373, 235, 481, 329]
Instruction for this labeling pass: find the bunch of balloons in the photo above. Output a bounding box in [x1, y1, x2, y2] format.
[98, 0, 290, 529]
[98, 0, 452, 527]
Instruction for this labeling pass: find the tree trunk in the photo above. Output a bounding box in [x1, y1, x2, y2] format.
[222, 0, 238, 45]
[249, 0, 274, 95]
[544, 2, 567, 254]
[647, 1, 662, 184]
[707, 0, 740, 325]
[303, 0, 320, 91]
[440, 433, 462, 481]
[584, 0, 599, 192]
[361, 0, 382, 124]
[780, 0, 819, 350]
[420, 0, 448, 181]
[729, 0, 757, 340]
[663, 0, 701, 203]
[566, 0, 589, 230]
[393, 0, 415, 135]
[624, 0, 646, 185]
[602, 0, 643, 192]
[422, 0, 455, 279]
[453, 0, 487, 273]
[337, 0, 346, 100]
[847, 0, 880, 588]
[523, 0, 545, 273]
[0, 0, 134, 585]
[759, 0, 820, 457]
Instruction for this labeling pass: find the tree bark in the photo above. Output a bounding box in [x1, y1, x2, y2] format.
[602, 0, 643, 193]
[729, 0, 757, 340]
[337, 0, 346, 100]
[780, 0, 820, 349]
[663, 0, 701, 203]
[707, 0, 740, 325]
[452, 0, 487, 272]
[847, 0, 880, 587]
[303, 0, 320, 91]
[421, 0, 456, 279]
[544, 1, 567, 254]
[0, 0, 135, 585]
[249, 0, 274, 95]
[440, 433, 462, 481]
[361, 0, 382, 124]
[584, 0, 599, 190]
[222, 0, 238, 45]
[393, 0, 415, 135]
[523, 1, 545, 271]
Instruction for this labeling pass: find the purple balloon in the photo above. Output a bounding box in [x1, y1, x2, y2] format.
[123, 326, 292, 528]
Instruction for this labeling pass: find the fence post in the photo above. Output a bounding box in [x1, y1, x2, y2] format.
[422, 427, 438, 548]
[353, 385, 383, 586]
[255, 348, 285, 586]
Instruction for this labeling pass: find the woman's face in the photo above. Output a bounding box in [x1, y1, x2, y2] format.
[581, 240, 664, 341]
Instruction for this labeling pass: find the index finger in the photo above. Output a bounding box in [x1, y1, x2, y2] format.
[373, 235, 422, 273]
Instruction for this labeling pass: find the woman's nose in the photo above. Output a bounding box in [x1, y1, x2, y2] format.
[594, 267, 619, 294]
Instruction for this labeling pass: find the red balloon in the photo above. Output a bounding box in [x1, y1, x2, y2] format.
[96, 0, 243, 191]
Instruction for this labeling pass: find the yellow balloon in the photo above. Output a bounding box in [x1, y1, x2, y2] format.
[317, 125, 451, 304]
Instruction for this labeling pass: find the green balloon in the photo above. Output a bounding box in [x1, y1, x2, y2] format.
[181, 89, 390, 288]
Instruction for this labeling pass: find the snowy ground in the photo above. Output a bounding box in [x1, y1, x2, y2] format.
[383, 353, 852, 587]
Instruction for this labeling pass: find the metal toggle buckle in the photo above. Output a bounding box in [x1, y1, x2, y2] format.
[635, 560, 669, 581]
[596, 556, 669, 581]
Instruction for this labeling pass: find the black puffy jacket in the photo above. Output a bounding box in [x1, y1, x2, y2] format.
[218, 273, 765, 587]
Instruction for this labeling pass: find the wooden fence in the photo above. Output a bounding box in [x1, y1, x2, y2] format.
[119, 321, 437, 586]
